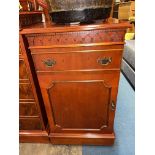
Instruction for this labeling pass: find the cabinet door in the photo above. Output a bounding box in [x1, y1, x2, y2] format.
[39, 71, 119, 134]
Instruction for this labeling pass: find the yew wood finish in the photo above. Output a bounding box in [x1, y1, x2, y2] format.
[19, 41, 49, 143]
[19, 0, 51, 28]
[20, 19, 130, 145]
[31, 49, 123, 72]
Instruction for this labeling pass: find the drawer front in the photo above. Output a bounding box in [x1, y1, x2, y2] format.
[32, 50, 123, 72]
[19, 103, 39, 116]
[19, 83, 35, 100]
[19, 59, 29, 79]
[26, 29, 126, 47]
[19, 118, 42, 130]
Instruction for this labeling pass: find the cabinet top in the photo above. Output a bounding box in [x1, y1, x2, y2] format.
[20, 18, 131, 34]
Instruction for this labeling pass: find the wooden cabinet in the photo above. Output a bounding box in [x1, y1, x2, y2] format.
[19, 41, 49, 143]
[20, 19, 130, 145]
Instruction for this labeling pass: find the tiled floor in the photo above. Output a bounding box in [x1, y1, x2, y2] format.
[20, 74, 135, 155]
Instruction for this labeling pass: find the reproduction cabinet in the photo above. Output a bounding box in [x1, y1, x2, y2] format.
[20, 19, 130, 145]
[19, 40, 49, 143]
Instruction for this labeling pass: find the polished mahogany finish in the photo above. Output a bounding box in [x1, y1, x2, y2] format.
[19, 0, 50, 143]
[20, 18, 130, 145]
[19, 40, 49, 143]
[19, 0, 50, 28]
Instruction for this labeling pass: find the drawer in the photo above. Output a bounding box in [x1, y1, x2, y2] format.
[19, 103, 39, 116]
[19, 83, 34, 101]
[32, 50, 123, 72]
[19, 59, 29, 79]
[19, 118, 42, 130]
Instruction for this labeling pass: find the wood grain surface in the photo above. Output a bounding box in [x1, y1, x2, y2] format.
[20, 19, 130, 144]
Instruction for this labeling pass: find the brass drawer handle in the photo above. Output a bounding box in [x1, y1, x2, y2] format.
[111, 101, 115, 111]
[42, 59, 56, 67]
[97, 57, 112, 66]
